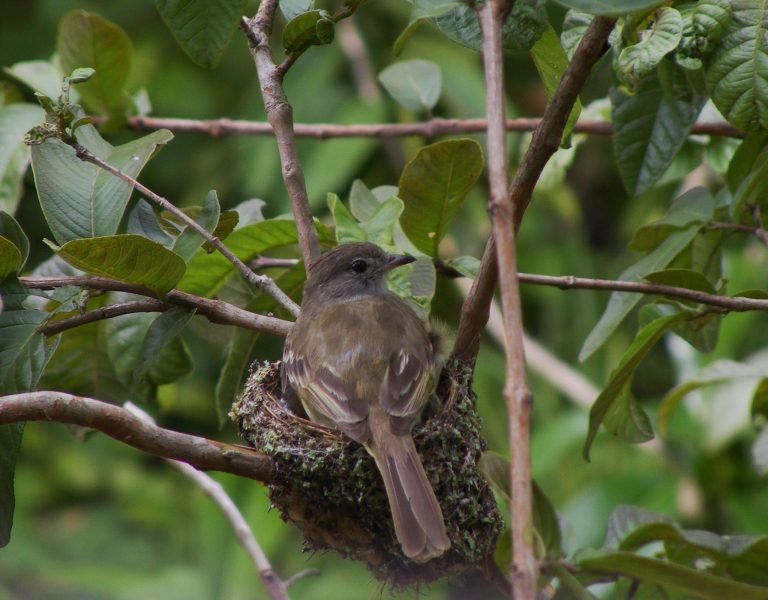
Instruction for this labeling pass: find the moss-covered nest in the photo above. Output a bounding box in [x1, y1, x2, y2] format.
[230, 358, 502, 586]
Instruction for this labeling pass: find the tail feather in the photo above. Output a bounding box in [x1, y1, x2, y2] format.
[371, 434, 450, 562]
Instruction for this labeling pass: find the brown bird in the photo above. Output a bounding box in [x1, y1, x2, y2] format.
[281, 242, 451, 562]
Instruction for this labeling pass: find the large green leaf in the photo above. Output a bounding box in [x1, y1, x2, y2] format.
[57, 11, 133, 114]
[579, 189, 711, 362]
[583, 312, 687, 460]
[0, 281, 59, 547]
[3, 60, 65, 100]
[177, 219, 334, 297]
[378, 60, 442, 114]
[155, 0, 248, 69]
[30, 124, 173, 244]
[579, 550, 768, 598]
[611, 78, 705, 196]
[552, 0, 665, 16]
[398, 139, 483, 257]
[0, 103, 44, 215]
[707, 1, 768, 131]
[133, 307, 194, 386]
[530, 24, 582, 138]
[616, 8, 683, 88]
[52, 234, 186, 296]
[0, 212, 29, 274]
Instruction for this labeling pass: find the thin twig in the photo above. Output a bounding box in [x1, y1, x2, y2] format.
[478, 2, 536, 596]
[20, 276, 293, 338]
[241, 1, 321, 268]
[66, 141, 300, 317]
[125, 403, 296, 600]
[708, 221, 768, 246]
[0, 392, 272, 481]
[39, 299, 170, 336]
[250, 256, 301, 270]
[115, 115, 742, 139]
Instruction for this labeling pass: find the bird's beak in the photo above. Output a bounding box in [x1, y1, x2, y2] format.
[385, 253, 416, 271]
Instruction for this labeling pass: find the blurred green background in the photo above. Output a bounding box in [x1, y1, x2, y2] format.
[2, 1, 767, 598]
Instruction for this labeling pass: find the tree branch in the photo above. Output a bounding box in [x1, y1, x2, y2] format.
[0, 392, 272, 482]
[116, 115, 742, 140]
[241, 1, 321, 269]
[453, 15, 616, 366]
[65, 141, 299, 318]
[478, 2, 537, 596]
[39, 299, 169, 336]
[20, 276, 292, 338]
[124, 402, 313, 600]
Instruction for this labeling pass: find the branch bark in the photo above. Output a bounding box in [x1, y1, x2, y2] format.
[241, 0, 321, 269]
[0, 392, 272, 482]
[117, 115, 743, 140]
[20, 276, 293, 338]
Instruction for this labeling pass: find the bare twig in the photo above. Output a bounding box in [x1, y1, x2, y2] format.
[116, 115, 742, 140]
[708, 221, 768, 246]
[66, 141, 300, 317]
[125, 402, 300, 600]
[0, 392, 272, 481]
[20, 276, 293, 338]
[250, 256, 301, 270]
[478, 2, 536, 596]
[241, 1, 321, 268]
[454, 15, 616, 366]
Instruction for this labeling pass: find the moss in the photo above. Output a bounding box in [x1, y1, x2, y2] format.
[230, 358, 502, 586]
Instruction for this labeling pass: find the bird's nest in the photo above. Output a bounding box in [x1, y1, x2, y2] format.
[230, 358, 503, 586]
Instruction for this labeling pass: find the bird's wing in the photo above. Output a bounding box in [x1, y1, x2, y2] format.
[282, 342, 370, 443]
[379, 347, 435, 435]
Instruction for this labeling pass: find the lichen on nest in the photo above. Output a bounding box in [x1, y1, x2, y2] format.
[230, 358, 503, 586]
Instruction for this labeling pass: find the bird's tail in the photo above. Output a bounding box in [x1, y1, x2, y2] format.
[370, 433, 451, 562]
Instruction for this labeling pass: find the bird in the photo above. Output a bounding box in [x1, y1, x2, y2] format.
[281, 242, 451, 562]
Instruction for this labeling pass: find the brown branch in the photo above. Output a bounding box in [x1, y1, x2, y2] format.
[453, 15, 617, 367]
[39, 299, 169, 336]
[20, 276, 292, 338]
[117, 115, 742, 139]
[66, 141, 299, 318]
[707, 221, 768, 246]
[478, 2, 536, 597]
[241, 1, 321, 269]
[0, 392, 272, 482]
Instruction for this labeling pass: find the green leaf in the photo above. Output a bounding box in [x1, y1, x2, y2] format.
[53, 234, 186, 296]
[393, 1, 462, 56]
[348, 179, 382, 222]
[560, 11, 593, 60]
[583, 313, 686, 460]
[30, 123, 173, 244]
[0, 237, 22, 281]
[611, 78, 706, 196]
[360, 196, 404, 249]
[378, 60, 442, 114]
[707, 1, 768, 131]
[644, 268, 717, 294]
[282, 10, 335, 52]
[387, 257, 436, 313]
[327, 193, 366, 244]
[616, 8, 683, 88]
[398, 139, 483, 257]
[133, 307, 194, 385]
[530, 24, 582, 138]
[177, 219, 334, 297]
[57, 10, 133, 114]
[0, 212, 30, 273]
[3, 60, 65, 99]
[280, 0, 314, 21]
[0, 103, 45, 215]
[127, 200, 174, 247]
[0, 423, 23, 547]
[579, 550, 768, 599]
[552, 0, 665, 16]
[602, 388, 655, 444]
[442, 255, 480, 278]
[478, 452, 563, 560]
[155, 0, 248, 69]
[580, 192, 709, 362]
[172, 190, 221, 262]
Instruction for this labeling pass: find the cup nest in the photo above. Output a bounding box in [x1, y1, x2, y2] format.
[230, 358, 502, 586]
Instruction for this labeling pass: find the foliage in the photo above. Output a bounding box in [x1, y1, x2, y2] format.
[1, 0, 768, 598]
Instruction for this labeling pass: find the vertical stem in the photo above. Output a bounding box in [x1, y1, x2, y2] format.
[478, 1, 537, 597]
[241, 0, 321, 269]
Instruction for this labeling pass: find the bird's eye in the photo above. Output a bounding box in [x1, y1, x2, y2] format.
[350, 259, 368, 273]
